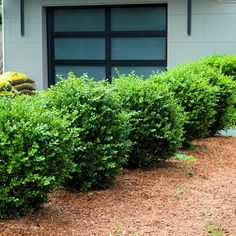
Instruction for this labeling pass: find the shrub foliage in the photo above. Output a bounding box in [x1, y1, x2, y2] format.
[149, 64, 219, 145]
[199, 55, 236, 128]
[43, 75, 131, 191]
[194, 63, 236, 134]
[200, 54, 236, 80]
[0, 96, 75, 218]
[111, 74, 185, 168]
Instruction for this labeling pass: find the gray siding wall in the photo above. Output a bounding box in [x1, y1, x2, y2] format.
[3, 0, 236, 89]
[0, 27, 2, 74]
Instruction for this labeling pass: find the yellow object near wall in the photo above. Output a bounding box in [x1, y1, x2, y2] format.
[0, 72, 36, 96]
[0, 79, 13, 97]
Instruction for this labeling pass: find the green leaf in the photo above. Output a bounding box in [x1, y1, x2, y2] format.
[173, 153, 198, 162]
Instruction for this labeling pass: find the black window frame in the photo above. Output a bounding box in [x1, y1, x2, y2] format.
[47, 4, 168, 86]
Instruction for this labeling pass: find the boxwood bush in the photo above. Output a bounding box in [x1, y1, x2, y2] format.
[190, 62, 236, 135]
[0, 96, 75, 218]
[111, 74, 185, 168]
[199, 54, 236, 80]
[149, 64, 219, 145]
[199, 55, 236, 127]
[42, 74, 131, 191]
[209, 74, 236, 134]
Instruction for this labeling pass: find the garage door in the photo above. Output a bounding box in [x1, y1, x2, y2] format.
[47, 4, 167, 85]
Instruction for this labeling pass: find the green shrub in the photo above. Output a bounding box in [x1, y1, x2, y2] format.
[175, 62, 236, 135]
[195, 64, 236, 135]
[199, 55, 236, 127]
[42, 74, 131, 191]
[200, 54, 236, 79]
[149, 64, 219, 145]
[111, 74, 185, 168]
[0, 96, 75, 218]
[211, 75, 236, 133]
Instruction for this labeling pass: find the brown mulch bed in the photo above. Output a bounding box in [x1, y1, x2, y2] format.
[1, 136, 236, 236]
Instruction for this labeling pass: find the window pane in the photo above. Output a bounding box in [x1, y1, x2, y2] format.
[112, 66, 165, 79]
[111, 7, 166, 31]
[55, 66, 106, 82]
[111, 38, 166, 60]
[54, 9, 105, 32]
[55, 38, 105, 60]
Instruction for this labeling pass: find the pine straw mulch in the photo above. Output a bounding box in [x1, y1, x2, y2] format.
[0, 136, 236, 236]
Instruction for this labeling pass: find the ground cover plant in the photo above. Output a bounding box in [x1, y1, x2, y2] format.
[208, 224, 224, 236]
[111, 74, 185, 168]
[0, 96, 76, 218]
[40, 74, 131, 191]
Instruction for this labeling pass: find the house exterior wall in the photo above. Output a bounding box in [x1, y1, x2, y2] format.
[3, 0, 236, 90]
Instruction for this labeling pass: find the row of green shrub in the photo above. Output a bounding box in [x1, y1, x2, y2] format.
[150, 62, 236, 143]
[0, 54, 235, 218]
